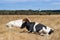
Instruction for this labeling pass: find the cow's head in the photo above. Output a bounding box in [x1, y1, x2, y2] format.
[20, 18, 31, 29]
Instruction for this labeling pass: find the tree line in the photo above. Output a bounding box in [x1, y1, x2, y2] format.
[0, 10, 60, 15]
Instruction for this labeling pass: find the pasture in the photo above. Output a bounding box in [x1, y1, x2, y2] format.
[0, 15, 60, 40]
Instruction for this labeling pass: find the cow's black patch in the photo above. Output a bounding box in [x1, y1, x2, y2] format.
[48, 29, 54, 35]
[21, 22, 27, 29]
[35, 23, 47, 32]
[25, 22, 35, 32]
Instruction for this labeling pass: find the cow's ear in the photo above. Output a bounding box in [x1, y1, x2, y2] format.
[23, 18, 30, 22]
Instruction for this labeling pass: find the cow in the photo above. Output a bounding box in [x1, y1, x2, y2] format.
[21, 19, 54, 36]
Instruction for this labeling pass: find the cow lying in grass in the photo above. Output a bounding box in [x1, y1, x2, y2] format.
[6, 18, 54, 35]
[21, 18, 54, 36]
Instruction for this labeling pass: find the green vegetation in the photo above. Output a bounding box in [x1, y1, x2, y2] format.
[0, 10, 60, 15]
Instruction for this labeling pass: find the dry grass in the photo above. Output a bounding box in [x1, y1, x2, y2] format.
[0, 15, 60, 40]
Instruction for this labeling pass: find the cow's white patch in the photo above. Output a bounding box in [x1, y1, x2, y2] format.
[33, 22, 39, 32]
[6, 19, 23, 28]
[42, 26, 51, 34]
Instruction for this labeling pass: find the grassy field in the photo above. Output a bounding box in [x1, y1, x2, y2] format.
[0, 15, 60, 40]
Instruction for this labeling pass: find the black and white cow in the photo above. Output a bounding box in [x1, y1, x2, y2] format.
[21, 20, 54, 35]
[6, 18, 54, 35]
